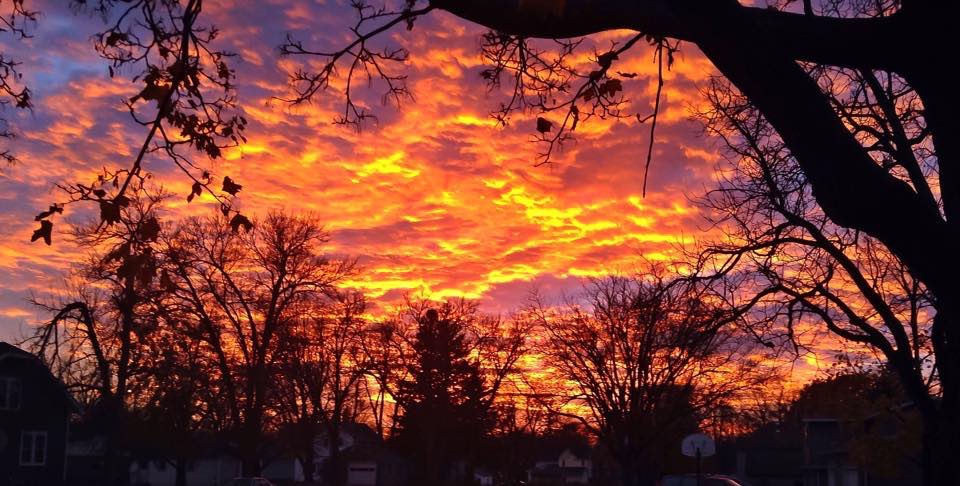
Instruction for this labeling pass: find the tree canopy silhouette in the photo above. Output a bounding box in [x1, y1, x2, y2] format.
[0, 0, 36, 165]
[528, 274, 773, 485]
[392, 299, 528, 485]
[24, 0, 249, 245]
[284, 2, 957, 484]
[7, 1, 959, 483]
[687, 57, 948, 484]
[157, 212, 355, 476]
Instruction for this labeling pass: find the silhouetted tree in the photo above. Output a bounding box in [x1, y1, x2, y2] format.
[790, 369, 923, 481]
[528, 274, 773, 485]
[275, 290, 368, 485]
[26, 0, 249, 245]
[359, 317, 412, 440]
[690, 70, 944, 482]
[0, 0, 36, 165]
[126, 331, 214, 486]
[394, 299, 528, 485]
[28, 185, 167, 485]
[158, 212, 354, 476]
[395, 304, 490, 485]
[10, 0, 959, 482]
[289, 4, 960, 482]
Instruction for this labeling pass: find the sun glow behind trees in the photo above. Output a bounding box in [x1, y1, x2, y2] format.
[0, 2, 716, 341]
[25, 203, 781, 483]
[2, 0, 952, 483]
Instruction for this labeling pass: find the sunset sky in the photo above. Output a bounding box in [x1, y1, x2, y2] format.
[0, 1, 834, 379]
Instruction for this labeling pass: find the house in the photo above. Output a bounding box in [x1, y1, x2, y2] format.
[803, 418, 866, 486]
[313, 422, 381, 463]
[127, 437, 305, 486]
[258, 437, 307, 484]
[339, 442, 407, 486]
[473, 467, 495, 486]
[127, 423, 392, 486]
[315, 423, 408, 486]
[64, 434, 108, 486]
[557, 447, 592, 484]
[0, 342, 79, 486]
[125, 422, 406, 486]
[128, 451, 243, 486]
[802, 405, 921, 486]
[307, 422, 376, 482]
[722, 421, 803, 486]
[528, 445, 593, 485]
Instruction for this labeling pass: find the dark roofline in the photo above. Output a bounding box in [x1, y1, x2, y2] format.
[0, 341, 82, 413]
[802, 400, 917, 424]
[0, 341, 34, 360]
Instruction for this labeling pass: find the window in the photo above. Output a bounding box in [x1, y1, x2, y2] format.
[20, 431, 47, 466]
[0, 377, 22, 410]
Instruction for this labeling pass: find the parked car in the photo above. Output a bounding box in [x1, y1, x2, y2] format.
[224, 478, 276, 486]
[661, 474, 747, 486]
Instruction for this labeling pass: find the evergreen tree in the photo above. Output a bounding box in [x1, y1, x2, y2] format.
[396, 306, 493, 485]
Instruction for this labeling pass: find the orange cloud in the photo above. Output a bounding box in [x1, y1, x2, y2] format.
[0, 1, 849, 382]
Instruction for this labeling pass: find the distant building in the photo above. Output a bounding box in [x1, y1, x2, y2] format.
[314, 422, 381, 464]
[64, 435, 109, 486]
[802, 405, 922, 486]
[723, 422, 803, 486]
[339, 441, 407, 486]
[316, 423, 408, 486]
[128, 422, 406, 486]
[528, 445, 593, 485]
[260, 452, 304, 484]
[473, 467, 495, 486]
[128, 436, 301, 486]
[0, 342, 79, 486]
[557, 447, 592, 484]
[128, 449, 243, 486]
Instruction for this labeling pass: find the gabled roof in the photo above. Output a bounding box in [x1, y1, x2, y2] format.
[340, 422, 380, 443]
[0, 341, 81, 413]
[534, 442, 592, 463]
[0, 341, 33, 360]
[561, 444, 592, 460]
[802, 400, 917, 424]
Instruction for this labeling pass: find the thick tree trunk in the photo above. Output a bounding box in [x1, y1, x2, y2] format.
[101, 397, 126, 486]
[241, 370, 267, 478]
[326, 421, 344, 486]
[240, 453, 260, 477]
[610, 443, 649, 486]
[294, 420, 316, 483]
[619, 464, 639, 486]
[922, 412, 960, 486]
[103, 434, 120, 486]
[698, 23, 960, 486]
[900, 3, 960, 225]
[435, 0, 907, 70]
[618, 458, 655, 486]
[301, 447, 315, 484]
[239, 419, 262, 477]
[423, 433, 440, 485]
[175, 457, 188, 486]
[922, 304, 960, 486]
